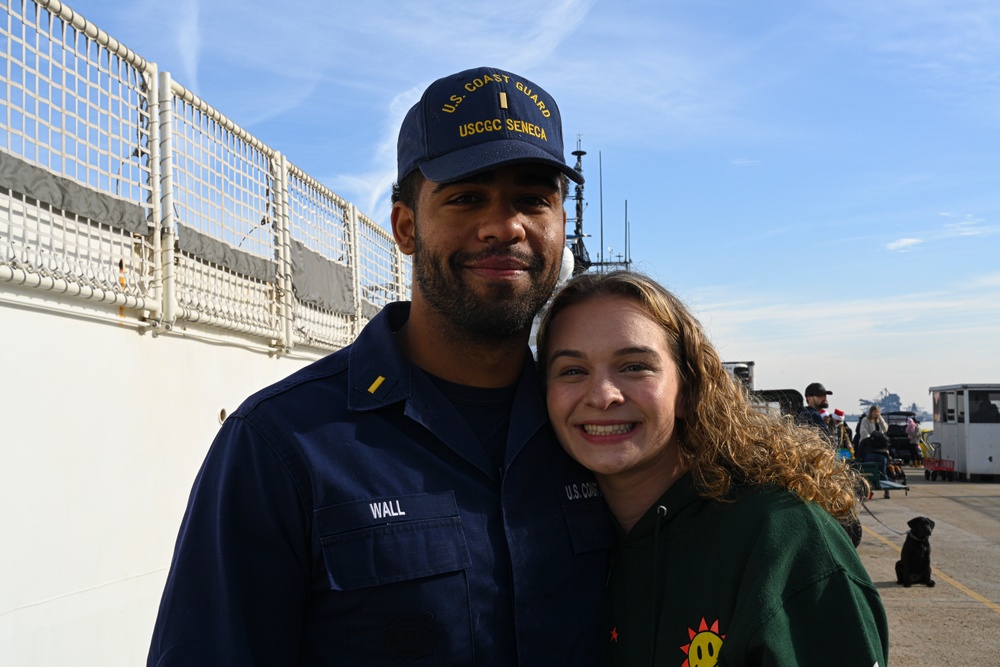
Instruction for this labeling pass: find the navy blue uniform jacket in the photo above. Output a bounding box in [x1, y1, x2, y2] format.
[147, 302, 611, 666]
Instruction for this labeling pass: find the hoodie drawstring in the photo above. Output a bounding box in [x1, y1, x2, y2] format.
[650, 505, 668, 666]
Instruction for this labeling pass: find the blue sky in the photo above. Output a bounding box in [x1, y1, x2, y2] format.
[67, 0, 999, 416]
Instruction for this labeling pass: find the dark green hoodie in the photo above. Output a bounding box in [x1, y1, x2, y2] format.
[601, 473, 888, 666]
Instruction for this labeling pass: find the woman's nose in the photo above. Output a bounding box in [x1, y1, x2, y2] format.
[584, 375, 624, 409]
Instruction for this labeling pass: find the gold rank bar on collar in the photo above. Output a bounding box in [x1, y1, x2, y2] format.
[361, 370, 399, 400]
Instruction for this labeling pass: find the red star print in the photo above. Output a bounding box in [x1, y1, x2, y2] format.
[610, 626, 619, 642]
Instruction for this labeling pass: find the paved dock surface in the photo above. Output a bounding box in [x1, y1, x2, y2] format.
[856, 469, 1000, 666]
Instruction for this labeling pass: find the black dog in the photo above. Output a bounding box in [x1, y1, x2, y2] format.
[895, 516, 936, 587]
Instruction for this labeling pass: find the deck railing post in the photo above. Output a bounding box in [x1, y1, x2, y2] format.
[348, 204, 363, 338]
[144, 62, 162, 321]
[273, 152, 294, 352]
[157, 69, 177, 329]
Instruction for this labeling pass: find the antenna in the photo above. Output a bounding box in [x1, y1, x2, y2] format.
[599, 151, 604, 266]
[625, 199, 631, 265]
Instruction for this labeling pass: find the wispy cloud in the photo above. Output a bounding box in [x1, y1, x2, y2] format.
[358, 0, 597, 73]
[970, 272, 1000, 288]
[325, 87, 421, 222]
[174, 0, 200, 91]
[877, 213, 997, 253]
[887, 237, 922, 252]
[940, 212, 998, 238]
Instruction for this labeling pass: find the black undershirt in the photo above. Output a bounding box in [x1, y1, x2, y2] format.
[427, 374, 516, 470]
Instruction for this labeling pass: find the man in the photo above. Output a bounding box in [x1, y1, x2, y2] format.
[147, 67, 610, 666]
[796, 381, 833, 437]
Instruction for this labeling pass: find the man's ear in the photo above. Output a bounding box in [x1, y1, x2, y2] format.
[391, 201, 416, 256]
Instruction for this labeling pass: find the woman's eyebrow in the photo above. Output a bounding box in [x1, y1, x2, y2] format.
[616, 346, 658, 357]
[548, 349, 584, 365]
[548, 346, 660, 367]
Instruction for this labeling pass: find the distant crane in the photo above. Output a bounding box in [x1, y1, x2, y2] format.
[859, 388, 902, 413]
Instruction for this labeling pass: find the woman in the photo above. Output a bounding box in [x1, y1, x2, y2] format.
[537, 272, 887, 666]
[906, 417, 924, 465]
[858, 405, 888, 441]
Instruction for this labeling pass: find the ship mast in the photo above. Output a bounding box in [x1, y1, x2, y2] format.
[567, 136, 631, 274]
[568, 137, 591, 274]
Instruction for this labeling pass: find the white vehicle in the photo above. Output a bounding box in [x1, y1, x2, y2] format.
[929, 384, 1000, 481]
[724, 361, 805, 417]
[723, 360, 755, 390]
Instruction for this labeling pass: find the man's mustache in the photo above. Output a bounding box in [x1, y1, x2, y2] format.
[450, 247, 545, 272]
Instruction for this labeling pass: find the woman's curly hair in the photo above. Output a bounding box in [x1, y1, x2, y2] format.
[536, 270, 866, 520]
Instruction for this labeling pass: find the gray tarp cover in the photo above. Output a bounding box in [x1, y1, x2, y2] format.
[0, 152, 149, 235]
[290, 239, 354, 314]
[176, 223, 277, 284]
[175, 228, 358, 314]
[359, 296, 381, 320]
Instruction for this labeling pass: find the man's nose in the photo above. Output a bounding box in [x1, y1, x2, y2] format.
[477, 201, 527, 244]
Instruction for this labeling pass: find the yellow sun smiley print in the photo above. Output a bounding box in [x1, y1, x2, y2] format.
[681, 617, 726, 667]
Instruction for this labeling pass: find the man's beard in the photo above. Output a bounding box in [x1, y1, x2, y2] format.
[820, 399, 829, 409]
[413, 232, 559, 340]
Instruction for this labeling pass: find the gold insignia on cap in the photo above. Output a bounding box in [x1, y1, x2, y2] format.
[499, 92, 508, 109]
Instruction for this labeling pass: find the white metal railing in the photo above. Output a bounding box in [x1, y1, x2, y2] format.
[0, 0, 410, 351]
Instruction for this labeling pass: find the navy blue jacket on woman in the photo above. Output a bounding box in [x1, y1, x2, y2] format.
[147, 302, 611, 666]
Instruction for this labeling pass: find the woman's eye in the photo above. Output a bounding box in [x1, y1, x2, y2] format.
[622, 362, 654, 373]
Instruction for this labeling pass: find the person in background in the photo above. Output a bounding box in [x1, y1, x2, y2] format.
[856, 430, 894, 498]
[537, 271, 887, 667]
[796, 382, 833, 440]
[970, 396, 1000, 423]
[146, 66, 610, 666]
[906, 416, 924, 466]
[831, 409, 853, 459]
[858, 404, 888, 441]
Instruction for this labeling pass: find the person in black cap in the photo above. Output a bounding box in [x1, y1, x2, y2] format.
[796, 382, 834, 437]
[147, 67, 609, 666]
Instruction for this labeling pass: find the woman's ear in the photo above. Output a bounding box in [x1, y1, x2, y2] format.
[391, 202, 416, 256]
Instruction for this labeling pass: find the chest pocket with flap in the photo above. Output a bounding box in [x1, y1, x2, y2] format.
[315, 491, 472, 590]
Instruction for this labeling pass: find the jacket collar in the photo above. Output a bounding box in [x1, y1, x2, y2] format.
[347, 302, 415, 412]
[346, 302, 548, 475]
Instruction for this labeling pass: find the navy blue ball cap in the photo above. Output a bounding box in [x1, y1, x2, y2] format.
[805, 382, 833, 397]
[396, 66, 583, 185]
